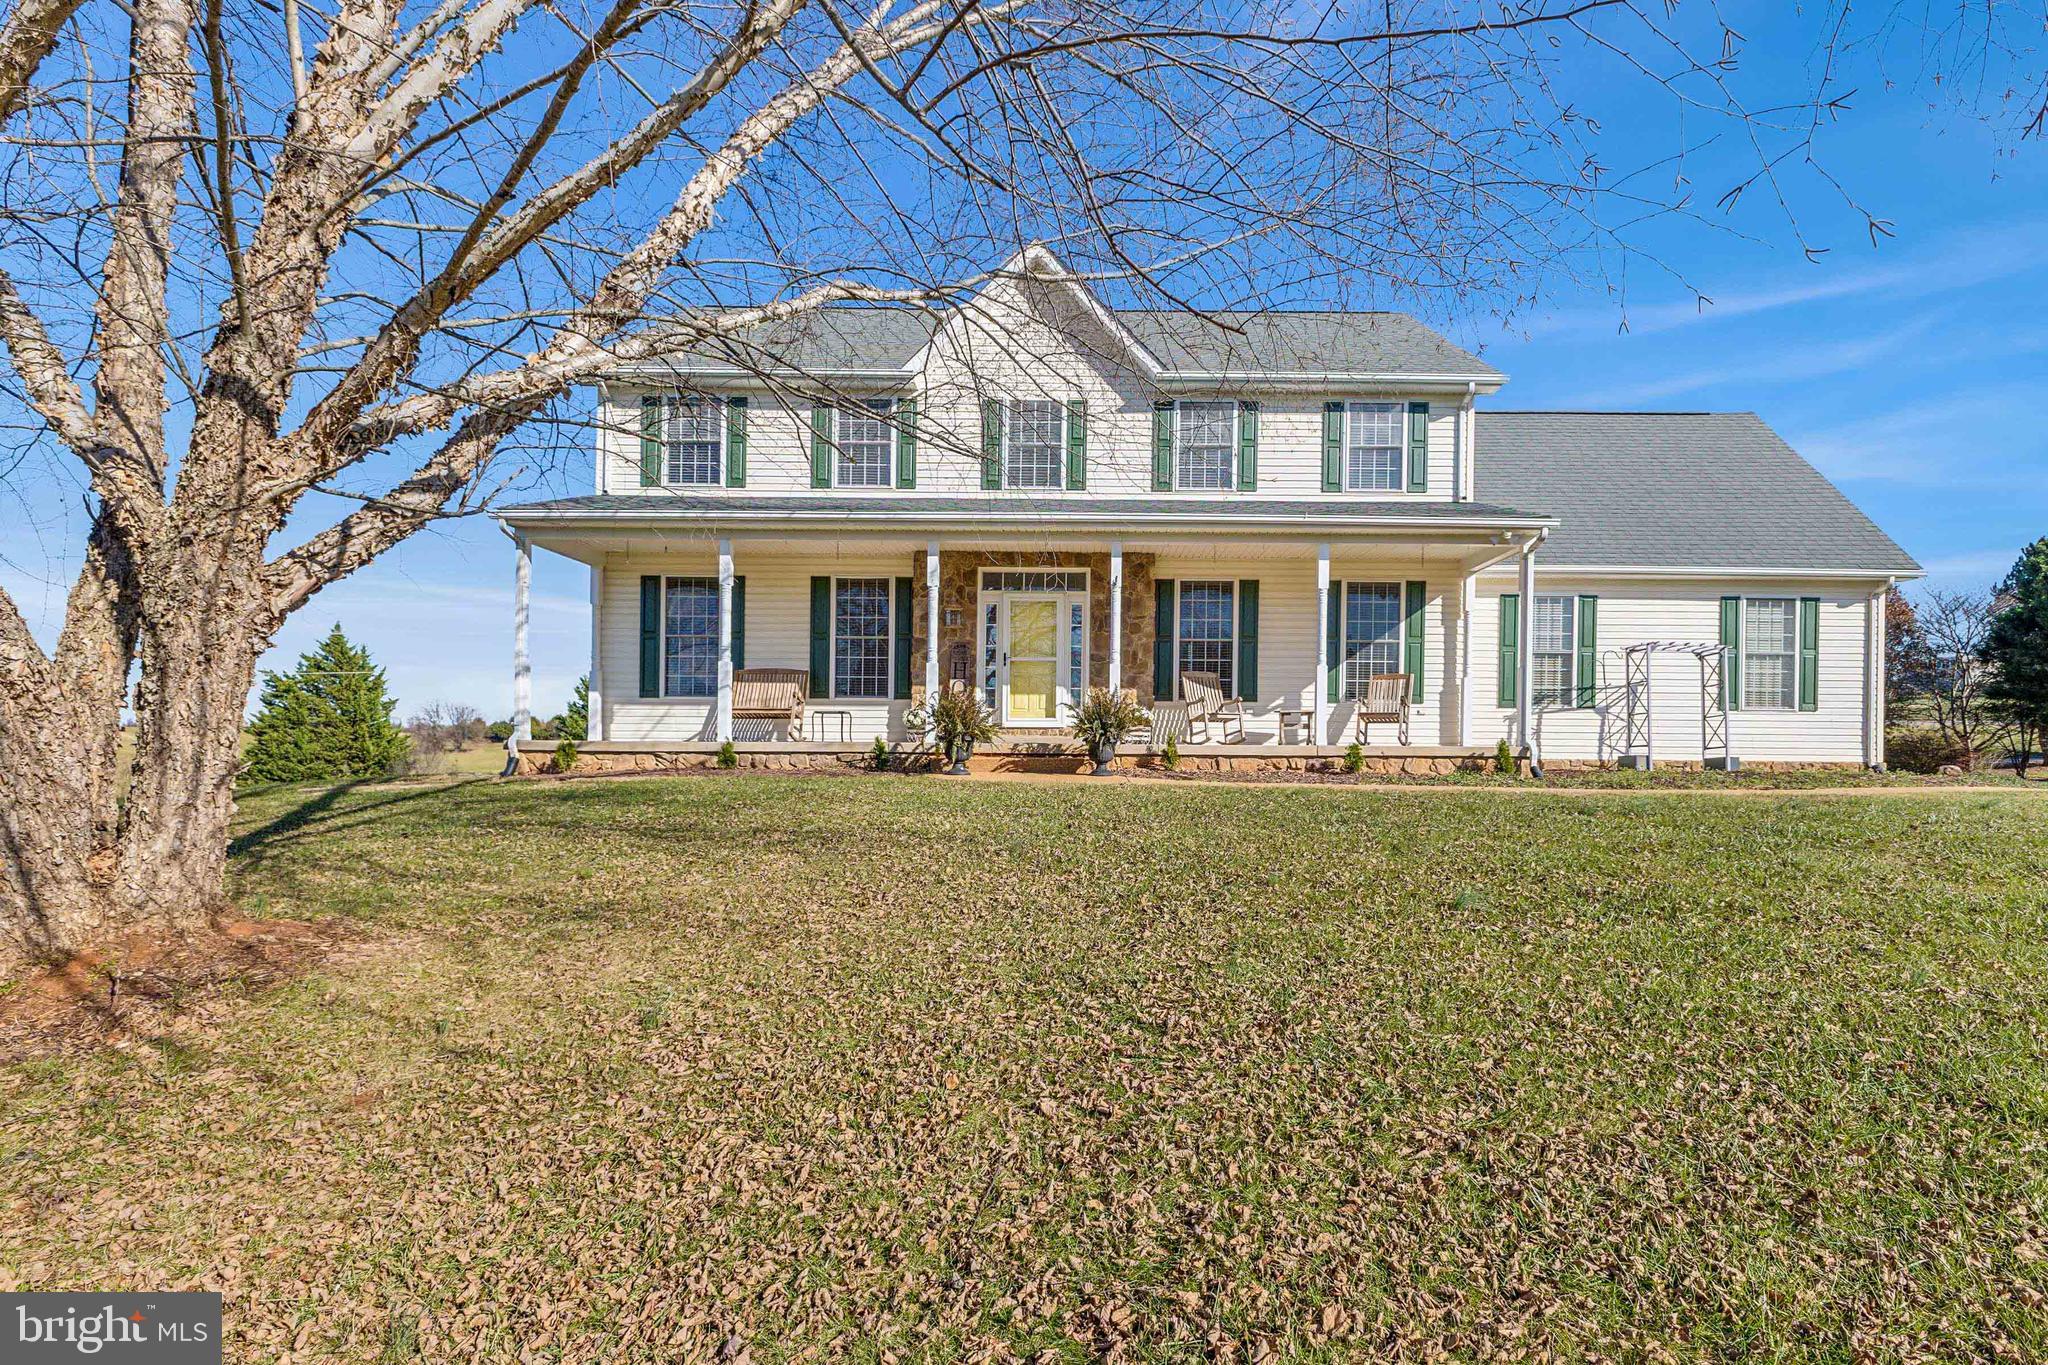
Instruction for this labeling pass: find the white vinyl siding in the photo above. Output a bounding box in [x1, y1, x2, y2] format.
[1470, 579, 1875, 763]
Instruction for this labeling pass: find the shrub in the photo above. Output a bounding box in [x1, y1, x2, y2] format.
[1343, 742, 1364, 774]
[1495, 738, 1516, 775]
[870, 737, 892, 770]
[1886, 726, 1967, 774]
[552, 738, 579, 773]
[1066, 687, 1150, 750]
[1161, 735, 1180, 770]
[716, 740, 738, 769]
[908, 685, 999, 765]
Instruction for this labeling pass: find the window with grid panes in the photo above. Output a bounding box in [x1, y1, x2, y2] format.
[833, 579, 891, 699]
[1176, 582, 1235, 698]
[1344, 402, 1402, 491]
[1342, 582, 1401, 699]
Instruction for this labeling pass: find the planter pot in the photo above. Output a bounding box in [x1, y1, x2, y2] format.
[947, 738, 973, 775]
[1088, 738, 1116, 775]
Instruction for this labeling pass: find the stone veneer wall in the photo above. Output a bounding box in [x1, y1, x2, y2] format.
[912, 549, 1162, 701]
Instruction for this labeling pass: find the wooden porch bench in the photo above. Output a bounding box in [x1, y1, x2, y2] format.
[732, 667, 807, 734]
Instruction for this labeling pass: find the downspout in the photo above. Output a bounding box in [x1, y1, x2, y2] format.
[1457, 381, 1476, 503]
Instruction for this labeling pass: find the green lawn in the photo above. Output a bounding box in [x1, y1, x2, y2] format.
[4, 776, 2047, 1361]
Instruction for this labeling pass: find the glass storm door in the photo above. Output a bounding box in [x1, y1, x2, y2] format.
[1003, 597, 1060, 724]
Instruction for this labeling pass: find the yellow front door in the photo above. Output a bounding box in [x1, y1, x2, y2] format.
[1005, 598, 1058, 722]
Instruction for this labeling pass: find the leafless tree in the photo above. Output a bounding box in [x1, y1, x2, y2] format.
[406, 701, 481, 754]
[1917, 588, 2012, 770]
[0, 0, 2038, 966]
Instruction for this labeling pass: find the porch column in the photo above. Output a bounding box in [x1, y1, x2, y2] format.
[512, 532, 532, 743]
[587, 561, 604, 742]
[1108, 540, 1123, 695]
[1517, 536, 1538, 764]
[1457, 570, 1474, 746]
[1313, 542, 1330, 746]
[716, 537, 734, 743]
[925, 538, 941, 700]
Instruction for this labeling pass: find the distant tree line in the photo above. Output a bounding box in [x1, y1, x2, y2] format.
[1887, 538, 2048, 774]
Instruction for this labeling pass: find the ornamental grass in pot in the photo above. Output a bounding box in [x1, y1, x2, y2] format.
[1067, 687, 1151, 775]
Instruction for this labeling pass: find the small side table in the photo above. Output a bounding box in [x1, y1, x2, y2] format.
[809, 709, 852, 742]
[1276, 708, 1311, 745]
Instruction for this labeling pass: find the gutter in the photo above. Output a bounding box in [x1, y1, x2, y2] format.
[496, 507, 1561, 535]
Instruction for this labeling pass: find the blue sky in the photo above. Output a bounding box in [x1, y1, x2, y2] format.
[1, 7, 2042, 722]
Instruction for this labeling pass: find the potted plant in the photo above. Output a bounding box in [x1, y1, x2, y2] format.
[909, 685, 999, 774]
[1066, 687, 1150, 775]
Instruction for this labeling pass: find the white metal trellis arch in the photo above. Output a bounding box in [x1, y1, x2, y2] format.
[1619, 642, 1739, 771]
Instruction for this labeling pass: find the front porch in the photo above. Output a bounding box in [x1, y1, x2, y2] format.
[509, 737, 1504, 777]
[495, 502, 1559, 763]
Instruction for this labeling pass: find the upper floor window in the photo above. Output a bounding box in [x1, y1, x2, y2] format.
[660, 396, 722, 485]
[834, 399, 894, 487]
[1531, 595, 1577, 707]
[1006, 399, 1066, 489]
[1175, 401, 1236, 490]
[1339, 401, 1403, 492]
[1743, 597, 1797, 709]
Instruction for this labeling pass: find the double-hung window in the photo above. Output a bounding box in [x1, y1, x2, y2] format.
[1341, 582, 1401, 699]
[1344, 402, 1403, 491]
[1005, 399, 1065, 489]
[1175, 401, 1236, 490]
[833, 578, 892, 699]
[660, 396, 723, 485]
[834, 399, 893, 487]
[1531, 595, 1577, 708]
[1743, 597, 1798, 709]
[662, 577, 719, 697]
[1176, 581, 1236, 697]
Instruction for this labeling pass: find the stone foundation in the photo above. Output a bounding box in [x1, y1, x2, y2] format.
[916, 548, 1160, 700]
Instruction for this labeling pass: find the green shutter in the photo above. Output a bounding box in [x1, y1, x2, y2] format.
[981, 399, 1002, 490]
[1153, 578, 1175, 700]
[639, 575, 660, 696]
[893, 577, 914, 699]
[1327, 582, 1343, 703]
[1237, 580, 1259, 700]
[1152, 400, 1173, 490]
[810, 404, 831, 488]
[1066, 398, 1086, 490]
[725, 396, 747, 487]
[895, 397, 917, 489]
[1404, 581, 1426, 703]
[731, 576, 746, 671]
[1799, 597, 1820, 712]
[1322, 401, 1343, 492]
[640, 396, 661, 487]
[1497, 593, 1520, 707]
[1720, 597, 1742, 710]
[810, 577, 831, 698]
[1406, 401, 1429, 493]
[1238, 400, 1258, 491]
[1575, 595, 1597, 708]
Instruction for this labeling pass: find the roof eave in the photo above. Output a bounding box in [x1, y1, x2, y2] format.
[496, 506, 1559, 534]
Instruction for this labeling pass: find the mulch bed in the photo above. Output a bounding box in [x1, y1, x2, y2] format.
[0, 917, 366, 1063]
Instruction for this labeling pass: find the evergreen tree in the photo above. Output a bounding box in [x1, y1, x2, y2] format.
[245, 625, 411, 783]
[557, 675, 590, 742]
[1984, 538, 2048, 775]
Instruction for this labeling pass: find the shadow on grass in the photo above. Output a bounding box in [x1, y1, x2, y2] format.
[230, 779, 483, 863]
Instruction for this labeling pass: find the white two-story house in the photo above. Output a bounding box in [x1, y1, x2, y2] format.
[496, 247, 1921, 772]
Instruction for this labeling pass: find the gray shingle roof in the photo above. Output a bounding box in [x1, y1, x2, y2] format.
[1476, 411, 1920, 573]
[502, 493, 1546, 523]
[617, 306, 1501, 381]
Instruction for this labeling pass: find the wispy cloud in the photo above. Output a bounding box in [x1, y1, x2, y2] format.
[1788, 386, 2048, 487]
[1563, 311, 1947, 405]
[1917, 547, 2023, 588]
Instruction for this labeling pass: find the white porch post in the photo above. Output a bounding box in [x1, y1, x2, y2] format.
[716, 537, 734, 743]
[925, 538, 941, 700]
[1457, 570, 1474, 746]
[1314, 542, 1330, 746]
[1108, 540, 1123, 695]
[587, 561, 604, 742]
[512, 532, 532, 743]
[1517, 537, 1538, 765]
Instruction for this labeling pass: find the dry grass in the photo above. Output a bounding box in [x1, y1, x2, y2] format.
[3, 775, 2046, 1362]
